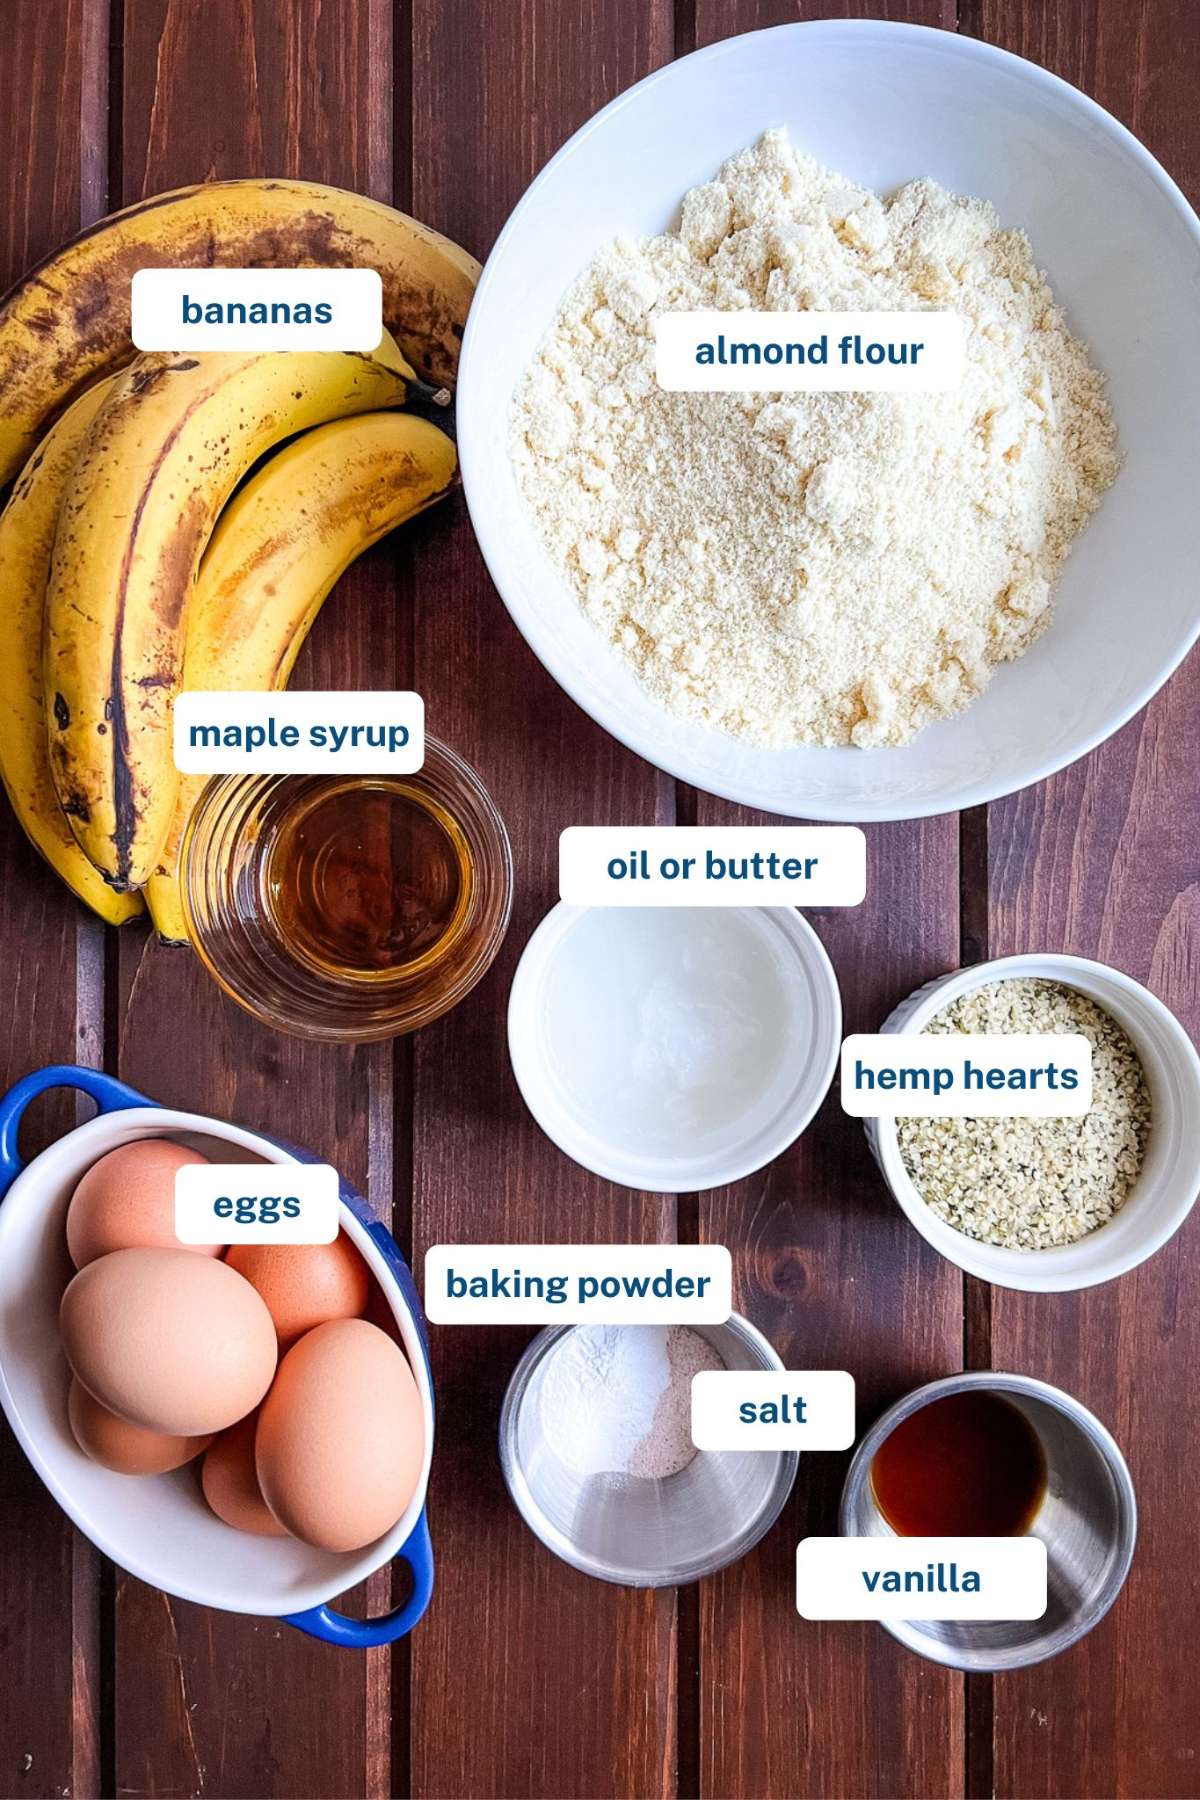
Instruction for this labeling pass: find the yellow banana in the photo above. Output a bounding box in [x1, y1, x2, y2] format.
[45, 338, 428, 891]
[0, 179, 478, 484]
[145, 410, 458, 943]
[0, 380, 143, 927]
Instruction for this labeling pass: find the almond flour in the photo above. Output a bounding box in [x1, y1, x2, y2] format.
[511, 131, 1119, 748]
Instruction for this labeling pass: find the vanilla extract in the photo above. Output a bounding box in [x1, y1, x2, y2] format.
[870, 1391, 1047, 1538]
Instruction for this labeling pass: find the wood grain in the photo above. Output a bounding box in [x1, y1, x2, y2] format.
[111, 2, 397, 1796]
[693, 0, 959, 34]
[984, 711, 1200, 1800]
[683, 7, 967, 1794]
[970, 7, 1200, 1796]
[405, 5, 681, 1796]
[693, 819, 966, 1800]
[2, 0, 1198, 1795]
[0, 6, 105, 1798]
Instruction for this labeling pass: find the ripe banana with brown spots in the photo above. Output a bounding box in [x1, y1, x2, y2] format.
[145, 409, 458, 944]
[44, 337, 431, 891]
[0, 178, 479, 483]
[0, 378, 143, 926]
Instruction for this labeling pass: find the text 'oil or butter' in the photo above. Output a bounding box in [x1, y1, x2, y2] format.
[796, 1536, 1048, 1621]
[424, 1244, 732, 1324]
[560, 825, 865, 907]
[841, 1033, 1093, 1117]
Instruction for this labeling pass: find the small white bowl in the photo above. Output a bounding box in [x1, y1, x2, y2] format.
[458, 19, 1200, 821]
[864, 955, 1200, 1291]
[508, 904, 841, 1193]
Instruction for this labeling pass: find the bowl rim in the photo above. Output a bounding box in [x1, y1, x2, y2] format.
[0, 1103, 434, 1616]
[498, 1313, 798, 1587]
[506, 901, 842, 1192]
[867, 952, 1200, 1292]
[181, 740, 515, 1041]
[458, 17, 1200, 822]
[838, 1370, 1138, 1671]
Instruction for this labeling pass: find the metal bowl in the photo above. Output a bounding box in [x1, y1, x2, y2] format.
[499, 1314, 797, 1587]
[840, 1371, 1137, 1671]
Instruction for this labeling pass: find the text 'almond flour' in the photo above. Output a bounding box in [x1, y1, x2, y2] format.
[511, 130, 1119, 749]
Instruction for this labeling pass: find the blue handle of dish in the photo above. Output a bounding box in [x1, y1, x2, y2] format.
[259, 1128, 433, 1388]
[259, 1130, 435, 1646]
[0, 1064, 154, 1200]
[283, 1510, 435, 1646]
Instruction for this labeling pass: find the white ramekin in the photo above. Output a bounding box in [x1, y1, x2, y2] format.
[508, 903, 842, 1193]
[864, 954, 1200, 1292]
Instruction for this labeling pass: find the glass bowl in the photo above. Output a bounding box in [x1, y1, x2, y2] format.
[181, 738, 513, 1041]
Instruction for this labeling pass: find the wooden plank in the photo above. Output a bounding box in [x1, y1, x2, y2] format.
[692, 812, 966, 1800]
[693, 0, 956, 33]
[686, 5, 965, 1795]
[984, 725, 1200, 1800]
[973, 5, 1200, 1796]
[0, 5, 105, 1797]
[112, 3, 397, 1796]
[405, 4, 681, 1797]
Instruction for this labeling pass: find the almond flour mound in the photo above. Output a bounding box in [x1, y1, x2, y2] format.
[510, 130, 1119, 748]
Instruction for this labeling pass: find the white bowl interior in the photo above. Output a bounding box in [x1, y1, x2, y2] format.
[507, 905, 841, 1192]
[0, 1107, 433, 1617]
[459, 20, 1200, 819]
[873, 956, 1200, 1290]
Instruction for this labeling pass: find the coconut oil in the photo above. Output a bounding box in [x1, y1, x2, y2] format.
[541, 908, 799, 1156]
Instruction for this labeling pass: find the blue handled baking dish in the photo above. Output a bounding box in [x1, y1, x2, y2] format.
[0, 1064, 434, 1647]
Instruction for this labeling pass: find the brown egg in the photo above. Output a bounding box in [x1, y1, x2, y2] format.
[201, 1411, 289, 1536]
[256, 1319, 424, 1552]
[66, 1138, 220, 1268]
[226, 1235, 371, 1346]
[68, 1377, 211, 1474]
[60, 1247, 277, 1436]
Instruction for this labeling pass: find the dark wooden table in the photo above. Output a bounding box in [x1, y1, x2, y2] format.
[2, 3, 1197, 1797]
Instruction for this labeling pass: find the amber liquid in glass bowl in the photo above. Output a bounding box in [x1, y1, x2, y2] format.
[182, 741, 512, 1040]
[265, 780, 471, 980]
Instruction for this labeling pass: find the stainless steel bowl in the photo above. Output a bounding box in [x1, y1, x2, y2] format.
[499, 1315, 797, 1587]
[840, 1371, 1137, 1671]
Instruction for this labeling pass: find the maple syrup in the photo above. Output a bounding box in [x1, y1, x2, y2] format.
[181, 740, 512, 1041]
[264, 778, 472, 979]
[870, 1390, 1046, 1538]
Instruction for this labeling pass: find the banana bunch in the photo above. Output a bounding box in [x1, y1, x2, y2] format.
[0, 178, 478, 483]
[0, 179, 472, 931]
[145, 410, 458, 943]
[0, 378, 143, 927]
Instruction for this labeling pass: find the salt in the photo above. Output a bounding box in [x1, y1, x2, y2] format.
[536, 1323, 724, 1480]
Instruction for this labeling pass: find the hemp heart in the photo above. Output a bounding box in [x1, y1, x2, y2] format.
[899, 978, 1151, 1250]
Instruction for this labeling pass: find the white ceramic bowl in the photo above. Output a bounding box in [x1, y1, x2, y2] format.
[0, 1068, 434, 1639]
[507, 904, 841, 1192]
[458, 20, 1200, 821]
[864, 955, 1200, 1290]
